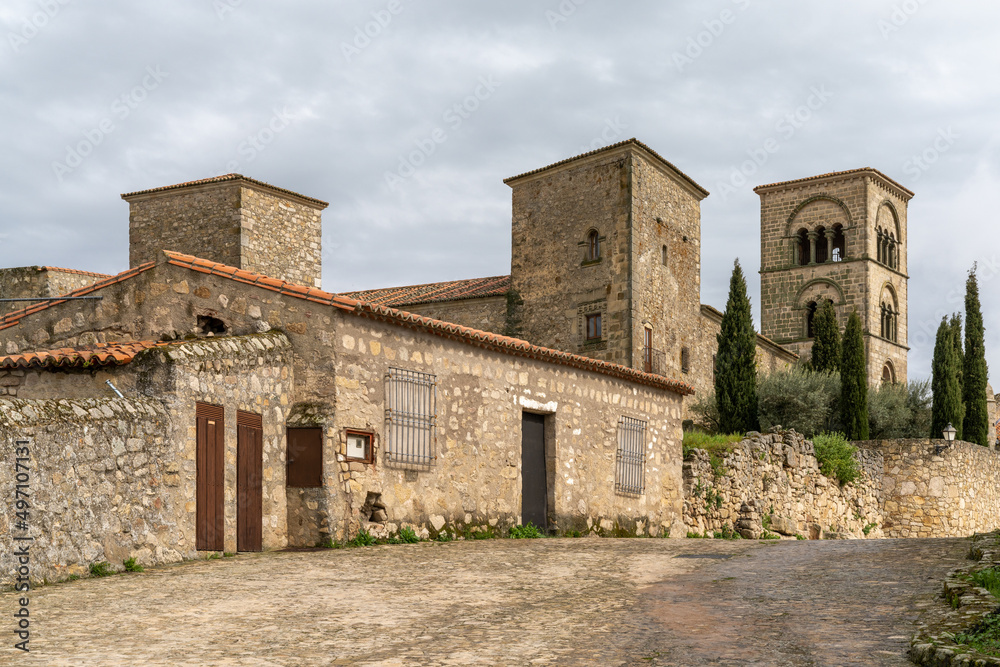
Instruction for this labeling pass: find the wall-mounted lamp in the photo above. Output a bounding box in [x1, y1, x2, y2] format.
[935, 423, 957, 455]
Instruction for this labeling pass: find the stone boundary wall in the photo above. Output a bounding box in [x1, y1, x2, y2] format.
[0, 398, 174, 586]
[859, 439, 1000, 538]
[909, 532, 1000, 666]
[684, 430, 884, 539]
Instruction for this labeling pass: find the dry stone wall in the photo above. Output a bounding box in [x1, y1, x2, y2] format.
[0, 398, 174, 586]
[861, 439, 1000, 538]
[684, 430, 884, 539]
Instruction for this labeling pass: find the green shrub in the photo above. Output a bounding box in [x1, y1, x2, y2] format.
[89, 561, 115, 577]
[689, 392, 722, 433]
[463, 525, 496, 540]
[868, 379, 932, 439]
[435, 531, 454, 543]
[760, 531, 781, 540]
[123, 557, 144, 573]
[399, 526, 420, 544]
[563, 529, 582, 538]
[509, 523, 543, 539]
[348, 529, 376, 547]
[955, 609, 1000, 656]
[757, 366, 840, 438]
[812, 432, 860, 485]
[971, 567, 1000, 599]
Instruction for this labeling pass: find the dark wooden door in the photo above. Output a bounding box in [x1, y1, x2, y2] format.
[237, 411, 263, 552]
[196, 403, 225, 551]
[520, 412, 547, 529]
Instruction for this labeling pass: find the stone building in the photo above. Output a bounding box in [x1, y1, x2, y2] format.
[0, 266, 110, 316]
[0, 139, 924, 581]
[756, 168, 912, 385]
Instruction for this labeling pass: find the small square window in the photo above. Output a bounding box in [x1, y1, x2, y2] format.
[586, 313, 602, 341]
[346, 430, 374, 463]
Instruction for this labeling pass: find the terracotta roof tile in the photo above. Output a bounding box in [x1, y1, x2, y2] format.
[0, 262, 158, 329]
[502, 138, 710, 198]
[39, 266, 113, 279]
[120, 174, 329, 209]
[343, 275, 512, 307]
[0, 341, 165, 369]
[753, 167, 914, 199]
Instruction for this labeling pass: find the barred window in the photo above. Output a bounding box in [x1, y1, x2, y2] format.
[615, 416, 647, 495]
[385, 368, 437, 466]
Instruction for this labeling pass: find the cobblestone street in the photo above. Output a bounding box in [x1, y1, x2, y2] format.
[0, 537, 969, 666]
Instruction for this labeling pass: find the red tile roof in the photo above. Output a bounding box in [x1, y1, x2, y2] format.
[753, 167, 914, 199]
[342, 275, 511, 307]
[0, 262, 157, 332]
[0, 341, 165, 369]
[163, 252, 693, 395]
[120, 174, 329, 209]
[39, 266, 113, 279]
[503, 138, 710, 198]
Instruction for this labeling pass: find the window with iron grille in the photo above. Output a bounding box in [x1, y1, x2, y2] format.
[615, 416, 646, 495]
[385, 367, 437, 466]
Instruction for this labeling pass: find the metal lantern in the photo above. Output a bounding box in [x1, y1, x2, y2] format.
[943, 423, 957, 442]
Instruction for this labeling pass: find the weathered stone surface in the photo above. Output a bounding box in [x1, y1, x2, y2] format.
[684, 429, 884, 539]
[125, 178, 326, 288]
[862, 438, 1000, 538]
[757, 171, 910, 385]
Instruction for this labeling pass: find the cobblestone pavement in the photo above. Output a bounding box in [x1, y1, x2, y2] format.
[0, 537, 968, 666]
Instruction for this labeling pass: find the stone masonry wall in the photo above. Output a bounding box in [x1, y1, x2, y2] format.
[238, 185, 323, 289]
[0, 398, 175, 586]
[128, 183, 243, 271]
[861, 439, 1000, 538]
[0, 333, 293, 585]
[757, 172, 910, 384]
[125, 180, 324, 288]
[326, 312, 687, 541]
[509, 150, 631, 367]
[402, 296, 507, 336]
[684, 430, 884, 539]
[630, 152, 705, 381]
[0, 267, 106, 316]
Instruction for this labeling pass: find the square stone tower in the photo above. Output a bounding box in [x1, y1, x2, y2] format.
[122, 174, 328, 288]
[756, 168, 913, 385]
[504, 139, 709, 374]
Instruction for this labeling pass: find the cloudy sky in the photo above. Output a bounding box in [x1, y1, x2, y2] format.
[1, 0, 998, 382]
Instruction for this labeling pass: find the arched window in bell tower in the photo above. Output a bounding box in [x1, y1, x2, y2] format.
[797, 228, 809, 266]
[806, 301, 819, 339]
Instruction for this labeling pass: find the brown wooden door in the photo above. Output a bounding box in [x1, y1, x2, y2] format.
[237, 411, 263, 552]
[196, 403, 225, 551]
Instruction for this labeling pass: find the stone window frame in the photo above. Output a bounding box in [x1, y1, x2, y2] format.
[579, 229, 606, 267]
[578, 299, 608, 348]
[344, 428, 376, 465]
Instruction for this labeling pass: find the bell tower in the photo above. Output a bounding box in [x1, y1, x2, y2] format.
[756, 168, 912, 385]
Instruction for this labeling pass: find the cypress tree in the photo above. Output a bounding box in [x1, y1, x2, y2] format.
[840, 310, 869, 440]
[949, 313, 964, 439]
[963, 267, 990, 446]
[931, 317, 964, 439]
[715, 259, 760, 435]
[810, 299, 840, 373]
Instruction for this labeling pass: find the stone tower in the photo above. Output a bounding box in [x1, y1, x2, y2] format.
[756, 168, 912, 385]
[504, 139, 709, 376]
[123, 174, 328, 288]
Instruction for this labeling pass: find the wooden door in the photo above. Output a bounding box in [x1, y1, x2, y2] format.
[237, 411, 263, 552]
[196, 403, 225, 551]
[520, 412, 547, 529]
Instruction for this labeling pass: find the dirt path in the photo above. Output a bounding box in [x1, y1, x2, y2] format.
[0, 537, 968, 666]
